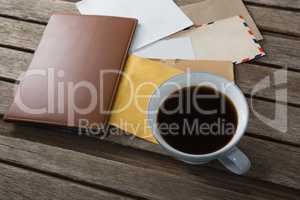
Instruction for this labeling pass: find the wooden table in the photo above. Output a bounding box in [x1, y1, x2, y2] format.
[0, 0, 300, 199]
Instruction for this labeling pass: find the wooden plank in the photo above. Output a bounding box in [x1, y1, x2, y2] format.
[248, 5, 300, 37]
[259, 33, 300, 71]
[0, 17, 43, 50]
[105, 130, 300, 191]
[65, 0, 300, 10]
[236, 64, 300, 106]
[175, 0, 300, 10]
[0, 0, 78, 23]
[0, 80, 300, 190]
[0, 81, 14, 115]
[247, 98, 300, 145]
[0, 0, 300, 37]
[0, 135, 269, 200]
[0, 162, 134, 200]
[106, 133, 300, 191]
[241, 137, 300, 189]
[0, 129, 299, 200]
[245, 0, 300, 10]
[0, 47, 32, 80]
[177, 1, 300, 36]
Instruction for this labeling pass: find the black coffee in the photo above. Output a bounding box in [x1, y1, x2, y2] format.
[157, 86, 238, 155]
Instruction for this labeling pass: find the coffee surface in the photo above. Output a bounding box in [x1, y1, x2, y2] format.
[157, 86, 238, 154]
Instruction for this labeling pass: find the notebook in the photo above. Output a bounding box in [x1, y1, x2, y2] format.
[4, 14, 137, 128]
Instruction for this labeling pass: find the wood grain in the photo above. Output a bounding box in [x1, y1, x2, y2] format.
[0, 80, 300, 190]
[248, 5, 300, 37]
[0, 162, 134, 200]
[236, 64, 300, 106]
[0, 128, 299, 199]
[0, 0, 300, 37]
[0, 47, 32, 80]
[0, 0, 299, 199]
[0, 134, 270, 200]
[175, 0, 300, 10]
[0, 0, 78, 23]
[259, 33, 300, 71]
[0, 81, 14, 114]
[247, 98, 300, 144]
[105, 131, 300, 191]
[0, 17, 43, 50]
[245, 0, 300, 10]
[175, 0, 300, 36]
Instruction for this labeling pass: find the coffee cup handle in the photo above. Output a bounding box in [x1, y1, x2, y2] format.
[218, 147, 251, 175]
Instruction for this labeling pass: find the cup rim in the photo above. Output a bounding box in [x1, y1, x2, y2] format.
[147, 72, 249, 159]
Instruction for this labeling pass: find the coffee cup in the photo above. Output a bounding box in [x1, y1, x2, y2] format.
[148, 72, 250, 175]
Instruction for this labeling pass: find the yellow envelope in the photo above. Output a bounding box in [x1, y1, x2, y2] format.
[109, 55, 234, 143]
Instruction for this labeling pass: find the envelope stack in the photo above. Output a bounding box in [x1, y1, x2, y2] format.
[76, 0, 265, 143]
[77, 0, 264, 63]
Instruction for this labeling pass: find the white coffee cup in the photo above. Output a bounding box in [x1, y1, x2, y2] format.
[148, 72, 250, 175]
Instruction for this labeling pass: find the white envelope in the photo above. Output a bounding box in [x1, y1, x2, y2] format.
[176, 16, 265, 64]
[133, 37, 195, 60]
[76, 0, 193, 51]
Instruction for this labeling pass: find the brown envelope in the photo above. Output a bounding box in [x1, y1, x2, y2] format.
[160, 59, 234, 81]
[180, 0, 263, 40]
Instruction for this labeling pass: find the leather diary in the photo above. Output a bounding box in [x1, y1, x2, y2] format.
[4, 14, 137, 129]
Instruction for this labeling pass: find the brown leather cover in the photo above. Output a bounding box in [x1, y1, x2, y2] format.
[4, 14, 137, 128]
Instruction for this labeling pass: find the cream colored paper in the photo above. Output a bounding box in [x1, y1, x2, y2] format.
[180, 0, 263, 40]
[174, 16, 265, 64]
[109, 56, 234, 143]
